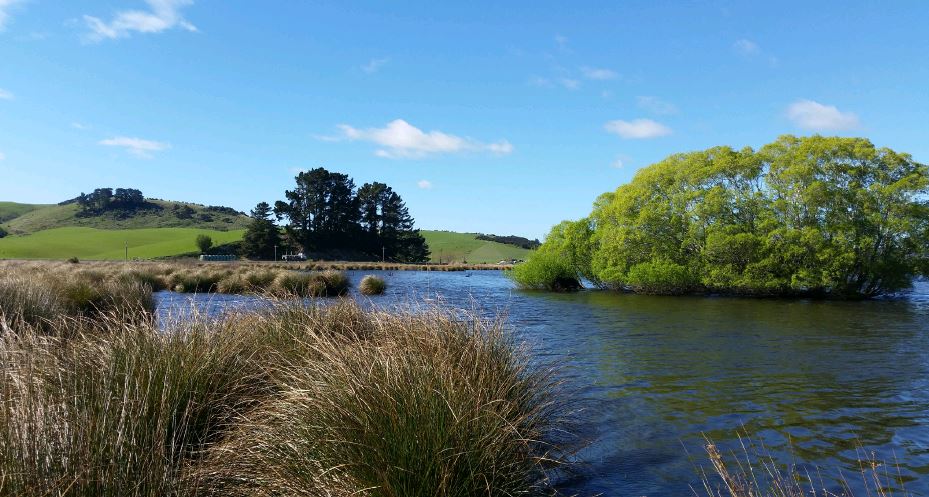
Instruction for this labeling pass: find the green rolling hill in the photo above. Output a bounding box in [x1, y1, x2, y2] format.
[420, 231, 531, 264]
[2, 200, 249, 235]
[0, 202, 50, 223]
[0, 201, 532, 263]
[0, 227, 246, 260]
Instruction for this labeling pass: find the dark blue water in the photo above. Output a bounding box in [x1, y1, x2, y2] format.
[154, 271, 929, 496]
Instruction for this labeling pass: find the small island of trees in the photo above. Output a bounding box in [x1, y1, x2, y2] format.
[514, 135, 929, 298]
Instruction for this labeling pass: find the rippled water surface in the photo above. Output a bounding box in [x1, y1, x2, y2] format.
[155, 271, 929, 496]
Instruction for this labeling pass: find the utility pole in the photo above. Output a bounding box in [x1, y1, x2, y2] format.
[274, 245, 278, 262]
[382, 246, 385, 262]
[125, 241, 128, 261]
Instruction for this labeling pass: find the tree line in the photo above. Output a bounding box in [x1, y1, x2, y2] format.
[241, 167, 430, 262]
[514, 135, 929, 298]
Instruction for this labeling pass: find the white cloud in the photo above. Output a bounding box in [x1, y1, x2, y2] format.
[71, 122, 90, 130]
[554, 34, 570, 52]
[0, 0, 24, 31]
[362, 57, 390, 74]
[604, 119, 672, 139]
[417, 179, 433, 189]
[581, 66, 618, 80]
[611, 157, 624, 169]
[83, 0, 197, 42]
[786, 99, 860, 131]
[0, 88, 13, 100]
[733, 38, 760, 56]
[0, 152, 5, 161]
[637, 96, 677, 115]
[559, 78, 580, 90]
[331, 119, 513, 159]
[99, 136, 170, 158]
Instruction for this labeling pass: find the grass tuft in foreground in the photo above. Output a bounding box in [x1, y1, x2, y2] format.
[0, 299, 575, 497]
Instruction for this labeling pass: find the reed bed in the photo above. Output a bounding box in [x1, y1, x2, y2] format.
[0, 297, 575, 497]
[0, 260, 351, 299]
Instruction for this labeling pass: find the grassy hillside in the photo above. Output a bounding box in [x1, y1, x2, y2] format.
[0, 200, 529, 263]
[0, 227, 245, 260]
[0, 202, 49, 223]
[2, 200, 249, 235]
[421, 231, 531, 264]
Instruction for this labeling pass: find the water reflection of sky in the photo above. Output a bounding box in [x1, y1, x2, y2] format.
[155, 273, 929, 496]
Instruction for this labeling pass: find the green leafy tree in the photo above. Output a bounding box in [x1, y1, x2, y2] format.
[195, 234, 213, 254]
[521, 135, 929, 298]
[241, 202, 281, 260]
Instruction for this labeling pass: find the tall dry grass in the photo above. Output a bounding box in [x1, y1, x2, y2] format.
[699, 434, 913, 497]
[0, 260, 351, 299]
[0, 298, 575, 497]
[0, 268, 154, 332]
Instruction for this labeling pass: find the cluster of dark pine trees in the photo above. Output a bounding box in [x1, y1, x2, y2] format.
[71, 188, 147, 215]
[241, 168, 430, 262]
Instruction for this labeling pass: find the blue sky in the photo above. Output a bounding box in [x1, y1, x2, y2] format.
[1, 1, 927, 239]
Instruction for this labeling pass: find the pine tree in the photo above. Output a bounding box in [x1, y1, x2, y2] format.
[242, 202, 281, 260]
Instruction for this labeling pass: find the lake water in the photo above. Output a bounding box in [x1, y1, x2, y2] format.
[154, 271, 929, 496]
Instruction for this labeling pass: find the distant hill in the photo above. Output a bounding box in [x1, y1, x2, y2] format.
[0, 202, 50, 224]
[0, 200, 532, 263]
[0, 227, 245, 260]
[420, 231, 531, 264]
[1, 200, 250, 235]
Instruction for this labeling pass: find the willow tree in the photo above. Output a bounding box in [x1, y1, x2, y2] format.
[516, 135, 929, 297]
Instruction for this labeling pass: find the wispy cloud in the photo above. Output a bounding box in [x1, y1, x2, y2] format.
[0, 88, 13, 100]
[786, 99, 860, 131]
[71, 122, 90, 130]
[83, 0, 197, 42]
[554, 34, 570, 53]
[361, 57, 390, 74]
[604, 119, 672, 139]
[581, 66, 618, 80]
[0, 0, 24, 31]
[733, 38, 760, 56]
[528, 75, 553, 88]
[417, 179, 433, 189]
[559, 78, 580, 90]
[328, 119, 513, 159]
[0, 152, 6, 161]
[637, 96, 677, 115]
[99, 136, 171, 158]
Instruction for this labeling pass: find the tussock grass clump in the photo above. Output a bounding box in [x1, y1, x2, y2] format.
[0, 299, 574, 497]
[168, 268, 228, 293]
[192, 306, 572, 497]
[0, 317, 270, 497]
[358, 274, 386, 295]
[319, 269, 350, 296]
[0, 271, 154, 331]
[271, 270, 350, 298]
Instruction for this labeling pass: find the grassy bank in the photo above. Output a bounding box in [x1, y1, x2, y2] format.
[0, 297, 574, 496]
